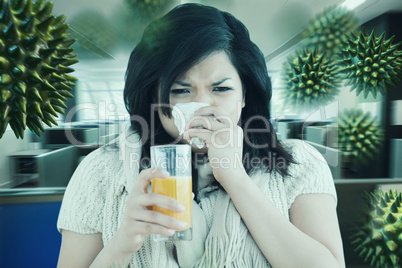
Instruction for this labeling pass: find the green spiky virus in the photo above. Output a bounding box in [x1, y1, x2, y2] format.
[125, 0, 177, 20]
[351, 189, 402, 267]
[339, 30, 402, 98]
[338, 109, 384, 163]
[303, 6, 358, 57]
[282, 48, 341, 108]
[0, 0, 78, 139]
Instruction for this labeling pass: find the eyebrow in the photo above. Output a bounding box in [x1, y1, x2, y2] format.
[172, 78, 232, 87]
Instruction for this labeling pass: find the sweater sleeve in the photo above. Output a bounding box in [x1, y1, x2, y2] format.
[57, 148, 108, 234]
[283, 139, 338, 210]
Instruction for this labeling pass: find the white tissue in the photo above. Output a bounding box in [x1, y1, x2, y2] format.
[172, 102, 210, 149]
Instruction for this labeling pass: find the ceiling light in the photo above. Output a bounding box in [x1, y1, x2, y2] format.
[340, 0, 367, 10]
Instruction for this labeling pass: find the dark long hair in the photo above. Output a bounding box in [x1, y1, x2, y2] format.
[123, 4, 295, 186]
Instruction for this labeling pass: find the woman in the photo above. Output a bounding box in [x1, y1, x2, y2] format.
[57, 3, 345, 268]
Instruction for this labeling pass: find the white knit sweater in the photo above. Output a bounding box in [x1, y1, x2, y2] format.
[57, 127, 337, 267]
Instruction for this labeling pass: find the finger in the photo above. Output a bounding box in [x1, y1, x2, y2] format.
[185, 115, 221, 131]
[133, 168, 170, 193]
[214, 114, 235, 126]
[136, 193, 185, 213]
[133, 210, 187, 231]
[132, 221, 175, 236]
[186, 128, 212, 145]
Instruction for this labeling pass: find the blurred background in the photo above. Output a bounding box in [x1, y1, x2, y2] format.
[1, 0, 402, 267]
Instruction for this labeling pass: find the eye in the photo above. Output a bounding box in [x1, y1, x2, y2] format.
[170, 89, 190, 95]
[213, 87, 232, 92]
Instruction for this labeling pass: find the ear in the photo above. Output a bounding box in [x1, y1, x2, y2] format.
[242, 92, 246, 108]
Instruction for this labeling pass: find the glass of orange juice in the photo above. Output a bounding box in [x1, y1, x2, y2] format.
[151, 144, 192, 241]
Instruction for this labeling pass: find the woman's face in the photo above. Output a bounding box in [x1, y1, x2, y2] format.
[157, 51, 245, 152]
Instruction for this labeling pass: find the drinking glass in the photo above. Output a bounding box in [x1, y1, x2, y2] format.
[151, 144, 192, 241]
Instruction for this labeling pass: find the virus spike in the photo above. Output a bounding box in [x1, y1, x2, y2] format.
[15, 111, 26, 130]
[390, 202, 398, 213]
[0, 103, 11, 120]
[16, 96, 27, 113]
[386, 213, 397, 224]
[386, 241, 398, 252]
[57, 65, 75, 74]
[29, 88, 43, 102]
[359, 247, 369, 257]
[48, 91, 67, 102]
[365, 247, 374, 261]
[373, 218, 384, 229]
[51, 98, 67, 109]
[39, 47, 56, 58]
[390, 254, 400, 266]
[52, 14, 67, 28]
[48, 37, 66, 48]
[41, 64, 58, 76]
[37, 16, 54, 33]
[43, 111, 58, 125]
[26, 55, 42, 68]
[372, 231, 383, 241]
[20, 16, 35, 34]
[29, 101, 43, 119]
[12, 81, 26, 94]
[50, 24, 69, 38]
[9, 120, 24, 139]
[22, 36, 39, 51]
[52, 104, 66, 114]
[380, 197, 387, 208]
[370, 255, 377, 266]
[35, 1, 53, 22]
[58, 90, 74, 98]
[3, 21, 20, 43]
[0, 88, 13, 101]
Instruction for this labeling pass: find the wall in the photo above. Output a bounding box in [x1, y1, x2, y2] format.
[362, 11, 402, 178]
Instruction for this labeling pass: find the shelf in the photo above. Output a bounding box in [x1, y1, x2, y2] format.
[0, 187, 65, 204]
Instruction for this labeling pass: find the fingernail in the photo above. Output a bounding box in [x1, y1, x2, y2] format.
[177, 221, 187, 228]
[167, 229, 175, 235]
[178, 204, 185, 211]
[161, 170, 169, 176]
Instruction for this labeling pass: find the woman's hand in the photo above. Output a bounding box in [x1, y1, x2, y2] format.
[110, 168, 187, 256]
[184, 105, 246, 183]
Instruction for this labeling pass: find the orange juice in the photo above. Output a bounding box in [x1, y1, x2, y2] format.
[151, 177, 192, 230]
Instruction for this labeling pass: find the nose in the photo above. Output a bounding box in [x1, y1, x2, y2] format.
[193, 90, 214, 106]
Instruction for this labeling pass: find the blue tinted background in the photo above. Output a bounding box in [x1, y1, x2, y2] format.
[0, 202, 62, 268]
